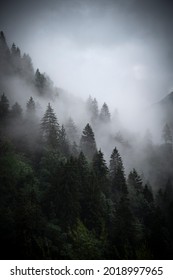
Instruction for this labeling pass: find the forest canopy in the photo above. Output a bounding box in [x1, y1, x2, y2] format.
[0, 31, 173, 260]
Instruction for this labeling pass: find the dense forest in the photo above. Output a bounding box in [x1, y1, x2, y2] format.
[1, 31, 173, 260]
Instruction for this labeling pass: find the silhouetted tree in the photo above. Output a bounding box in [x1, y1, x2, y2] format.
[100, 102, 111, 123]
[0, 93, 9, 120]
[26, 97, 36, 115]
[11, 102, 22, 119]
[41, 103, 60, 148]
[109, 147, 127, 202]
[80, 123, 97, 161]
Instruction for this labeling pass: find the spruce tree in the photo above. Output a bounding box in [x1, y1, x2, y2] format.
[109, 147, 127, 201]
[80, 123, 97, 161]
[0, 93, 9, 120]
[92, 149, 110, 196]
[41, 103, 60, 148]
[11, 102, 22, 119]
[26, 97, 36, 115]
[65, 117, 79, 144]
[59, 125, 70, 157]
[0, 31, 10, 74]
[100, 102, 111, 123]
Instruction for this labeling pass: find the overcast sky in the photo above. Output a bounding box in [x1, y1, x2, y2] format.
[1, 0, 173, 113]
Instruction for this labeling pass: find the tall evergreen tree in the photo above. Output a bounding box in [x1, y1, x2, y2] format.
[11, 102, 23, 119]
[26, 97, 36, 115]
[86, 96, 99, 124]
[162, 123, 172, 145]
[92, 149, 110, 196]
[41, 103, 60, 148]
[21, 53, 34, 81]
[59, 125, 70, 157]
[80, 123, 97, 161]
[35, 69, 47, 94]
[100, 102, 111, 123]
[109, 147, 134, 259]
[0, 93, 9, 120]
[109, 147, 127, 201]
[0, 31, 10, 74]
[65, 117, 79, 144]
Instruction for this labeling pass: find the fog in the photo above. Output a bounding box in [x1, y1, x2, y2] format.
[1, 0, 173, 113]
[1, 0, 173, 188]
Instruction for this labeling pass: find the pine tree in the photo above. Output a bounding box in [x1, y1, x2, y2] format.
[109, 147, 127, 201]
[21, 53, 34, 80]
[11, 43, 22, 74]
[35, 69, 47, 94]
[128, 169, 143, 195]
[26, 97, 36, 114]
[92, 149, 110, 196]
[11, 43, 21, 58]
[162, 123, 172, 144]
[59, 125, 70, 156]
[65, 117, 79, 144]
[0, 31, 10, 74]
[41, 103, 60, 148]
[86, 96, 99, 125]
[100, 102, 111, 123]
[11, 102, 22, 119]
[0, 93, 9, 121]
[109, 147, 134, 259]
[80, 123, 97, 161]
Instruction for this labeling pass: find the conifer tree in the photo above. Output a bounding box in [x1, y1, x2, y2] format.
[100, 102, 111, 123]
[59, 125, 70, 156]
[11, 102, 22, 119]
[80, 123, 97, 161]
[65, 117, 79, 144]
[0, 31, 10, 74]
[35, 69, 47, 93]
[92, 149, 110, 196]
[0, 93, 9, 119]
[109, 147, 127, 201]
[41, 103, 60, 148]
[21, 53, 34, 80]
[26, 97, 36, 114]
[162, 123, 172, 144]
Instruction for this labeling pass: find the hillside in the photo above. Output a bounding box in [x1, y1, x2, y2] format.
[1, 31, 173, 260]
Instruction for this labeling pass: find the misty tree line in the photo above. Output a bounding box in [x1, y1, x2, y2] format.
[0, 93, 173, 260]
[0, 31, 57, 98]
[1, 31, 173, 260]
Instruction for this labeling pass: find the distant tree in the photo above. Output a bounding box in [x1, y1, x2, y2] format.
[80, 123, 97, 161]
[162, 123, 172, 144]
[143, 184, 154, 204]
[0, 93, 9, 120]
[86, 96, 99, 124]
[26, 97, 36, 115]
[35, 69, 47, 94]
[11, 102, 23, 119]
[11, 43, 21, 58]
[11, 43, 22, 73]
[21, 53, 34, 80]
[0, 31, 9, 53]
[41, 103, 60, 148]
[100, 102, 111, 123]
[65, 117, 79, 144]
[109, 147, 127, 201]
[92, 149, 110, 196]
[86, 95, 93, 111]
[71, 141, 79, 157]
[58, 125, 70, 157]
[0, 31, 10, 74]
[128, 169, 143, 195]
